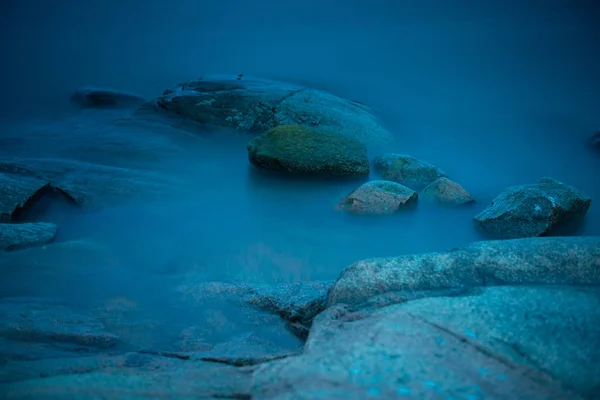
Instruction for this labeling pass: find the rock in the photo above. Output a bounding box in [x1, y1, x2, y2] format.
[373, 154, 446, 189]
[246, 125, 369, 177]
[0, 359, 252, 399]
[336, 180, 417, 214]
[176, 277, 331, 342]
[252, 289, 580, 400]
[196, 333, 296, 366]
[0, 297, 119, 353]
[421, 176, 475, 205]
[0, 222, 57, 251]
[70, 87, 146, 109]
[474, 177, 591, 238]
[589, 131, 600, 147]
[0, 172, 54, 222]
[154, 75, 393, 145]
[0, 158, 181, 208]
[327, 236, 600, 309]
[399, 285, 600, 398]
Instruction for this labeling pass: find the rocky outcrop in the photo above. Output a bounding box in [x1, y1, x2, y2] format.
[336, 180, 417, 214]
[70, 87, 146, 109]
[421, 176, 475, 205]
[251, 285, 598, 399]
[474, 177, 591, 238]
[0, 172, 54, 222]
[246, 125, 369, 177]
[154, 75, 393, 145]
[327, 236, 600, 309]
[0, 222, 57, 251]
[373, 153, 446, 189]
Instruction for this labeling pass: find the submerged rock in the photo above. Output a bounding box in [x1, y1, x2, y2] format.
[327, 236, 600, 309]
[0, 172, 54, 222]
[247, 125, 369, 177]
[70, 87, 146, 109]
[252, 287, 584, 399]
[154, 75, 393, 145]
[421, 177, 475, 205]
[336, 180, 417, 214]
[474, 177, 591, 238]
[0, 222, 57, 251]
[373, 153, 446, 189]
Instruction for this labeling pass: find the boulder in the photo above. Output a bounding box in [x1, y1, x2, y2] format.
[0, 172, 54, 222]
[327, 236, 600, 309]
[373, 154, 446, 189]
[0, 222, 57, 251]
[246, 125, 369, 177]
[252, 287, 584, 399]
[154, 75, 393, 145]
[70, 87, 146, 109]
[336, 180, 417, 214]
[474, 177, 591, 238]
[421, 177, 475, 205]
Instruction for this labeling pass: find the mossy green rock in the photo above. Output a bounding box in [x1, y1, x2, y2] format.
[247, 125, 369, 176]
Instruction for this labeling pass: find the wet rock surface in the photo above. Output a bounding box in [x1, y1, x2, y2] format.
[327, 236, 600, 308]
[373, 154, 447, 190]
[421, 176, 475, 205]
[155, 75, 393, 145]
[336, 180, 418, 214]
[0, 222, 57, 251]
[474, 177, 591, 238]
[0, 172, 54, 222]
[247, 125, 370, 177]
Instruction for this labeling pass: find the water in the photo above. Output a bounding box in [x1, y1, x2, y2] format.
[0, 0, 599, 393]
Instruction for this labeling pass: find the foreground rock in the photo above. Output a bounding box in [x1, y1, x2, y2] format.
[0, 222, 57, 251]
[247, 125, 369, 177]
[327, 236, 600, 308]
[474, 177, 591, 238]
[252, 285, 596, 399]
[373, 153, 446, 189]
[0, 158, 181, 208]
[336, 180, 417, 214]
[421, 177, 475, 205]
[153, 75, 392, 145]
[70, 87, 146, 109]
[0, 172, 54, 222]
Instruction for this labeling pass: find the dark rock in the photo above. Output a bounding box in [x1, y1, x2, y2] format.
[421, 176, 475, 205]
[252, 288, 581, 400]
[0, 222, 57, 251]
[336, 180, 417, 214]
[155, 75, 392, 145]
[327, 236, 600, 309]
[70, 87, 146, 109]
[373, 153, 447, 189]
[0, 297, 119, 353]
[0, 158, 180, 208]
[247, 125, 369, 177]
[474, 177, 591, 238]
[0, 172, 54, 222]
